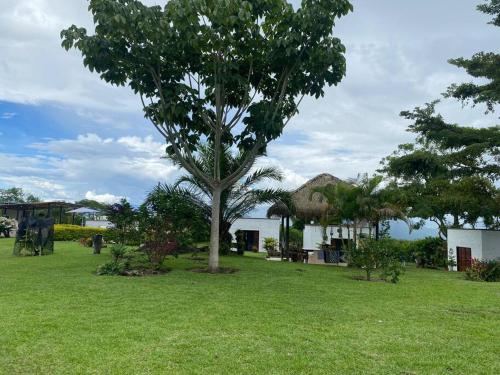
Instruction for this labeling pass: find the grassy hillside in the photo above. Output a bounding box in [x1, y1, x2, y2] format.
[0, 239, 498, 374]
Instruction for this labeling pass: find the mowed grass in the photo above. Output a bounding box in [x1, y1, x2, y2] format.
[0, 239, 499, 375]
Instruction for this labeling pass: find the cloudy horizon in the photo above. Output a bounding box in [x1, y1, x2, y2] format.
[0, 0, 497, 218]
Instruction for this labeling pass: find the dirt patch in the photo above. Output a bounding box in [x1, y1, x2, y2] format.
[119, 268, 171, 277]
[187, 267, 239, 274]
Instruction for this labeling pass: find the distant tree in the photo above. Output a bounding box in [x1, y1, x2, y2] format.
[105, 199, 138, 244]
[313, 175, 408, 247]
[61, 0, 352, 272]
[0, 187, 41, 204]
[381, 103, 500, 237]
[445, 0, 499, 113]
[75, 199, 108, 212]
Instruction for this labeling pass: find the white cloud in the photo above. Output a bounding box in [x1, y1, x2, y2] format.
[1, 112, 17, 119]
[0, 133, 179, 203]
[0, 0, 498, 204]
[85, 191, 123, 204]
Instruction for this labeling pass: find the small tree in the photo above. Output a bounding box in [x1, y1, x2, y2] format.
[105, 199, 138, 244]
[349, 238, 404, 283]
[61, 0, 352, 272]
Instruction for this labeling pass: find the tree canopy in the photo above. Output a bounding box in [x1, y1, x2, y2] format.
[445, 0, 500, 113]
[381, 103, 500, 236]
[61, 0, 352, 271]
[0, 187, 41, 204]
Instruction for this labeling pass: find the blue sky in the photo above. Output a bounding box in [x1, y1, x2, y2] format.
[0, 0, 498, 238]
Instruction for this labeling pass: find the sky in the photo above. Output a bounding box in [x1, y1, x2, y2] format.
[0, 0, 497, 237]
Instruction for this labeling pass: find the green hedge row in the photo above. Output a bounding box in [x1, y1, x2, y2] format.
[54, 224, 109, 241]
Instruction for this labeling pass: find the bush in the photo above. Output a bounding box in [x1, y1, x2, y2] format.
[410, 237, 447, 269]
[465, 259, 500, 282]
[139, 240, 177, 268]
[79, 237, 93, 247]
[348, 238, 405, 283]
[96, 260, 127, 275]
[289, 228, 303, 251]
[0, 217, 17, 237]
[54, 224, 108, 241]
[264, 237, 279, 257]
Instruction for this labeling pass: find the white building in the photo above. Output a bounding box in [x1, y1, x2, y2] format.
[303, 224, 374, 251]
[303, 224, 376, 264]
[229, 218, 281, 252]
[447, 229, 500, 271]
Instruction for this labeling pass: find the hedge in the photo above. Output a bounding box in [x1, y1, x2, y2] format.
[54, 224, 109, 241]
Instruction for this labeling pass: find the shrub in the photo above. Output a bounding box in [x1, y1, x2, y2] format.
[410, 237, 447, 269]
[289, 228, 303, 251]
[140, 240, 177, 268]
[465, 259, 500, 282]
[349, 238, 405, 283]
[79, 237, 93, 247]
[109, 244, 128, 261]
[264, 237, 279, 257]
[0, 217, 17, 237]
[96, 260, 127, 276]
[54, 224, 108, 241]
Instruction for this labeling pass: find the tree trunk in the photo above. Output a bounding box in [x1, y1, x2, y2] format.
[353, 220, 358, 247]
[209, 187, 222, 272]
[285, 215, 290, 260]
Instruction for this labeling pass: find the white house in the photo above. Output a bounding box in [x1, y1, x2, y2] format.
[447, 229, 500, 271]
[229, 218, 281, 252]
[303, 223, 376, 264]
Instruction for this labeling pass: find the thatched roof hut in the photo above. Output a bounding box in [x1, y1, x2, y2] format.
[268, 173, 345, 220]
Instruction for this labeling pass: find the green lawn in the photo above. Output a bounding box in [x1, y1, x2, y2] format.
[0, 239, 498, 374]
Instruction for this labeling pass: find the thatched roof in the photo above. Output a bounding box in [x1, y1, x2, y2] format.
[267, 173, 345, 219]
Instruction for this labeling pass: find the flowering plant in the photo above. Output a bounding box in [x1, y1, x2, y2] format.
[0, 217, 17, 237]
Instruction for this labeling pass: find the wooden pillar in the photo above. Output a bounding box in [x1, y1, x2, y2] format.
[59, 206, 63, 224]
[47, 204, 52, 219]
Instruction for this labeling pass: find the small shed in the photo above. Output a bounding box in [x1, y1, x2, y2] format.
[447, 229, 500, 271]
[229, 218, 280, 252]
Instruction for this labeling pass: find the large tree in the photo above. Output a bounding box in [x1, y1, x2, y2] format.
[381, 103, 500, 237]
[61, 0, 352, 271]
[445, 0, 500, 113]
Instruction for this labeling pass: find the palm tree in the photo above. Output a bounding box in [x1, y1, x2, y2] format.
[170, 143, 288, 254]
[312, 181, 358, 249]
[313, 174, 409, 247]
[355, 174, 410, 239]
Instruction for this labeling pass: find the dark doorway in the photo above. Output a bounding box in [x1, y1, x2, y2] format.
[457, 247, 472, 271]
[241, 230, 259, 252]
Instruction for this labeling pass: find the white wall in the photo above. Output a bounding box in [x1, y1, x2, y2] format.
[481, 230, 500, 261]
[303, 224, 373, 251]
[86, 220, 114, 229]
[229, 218, 281, 252]
[447, 229, 483, 271]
